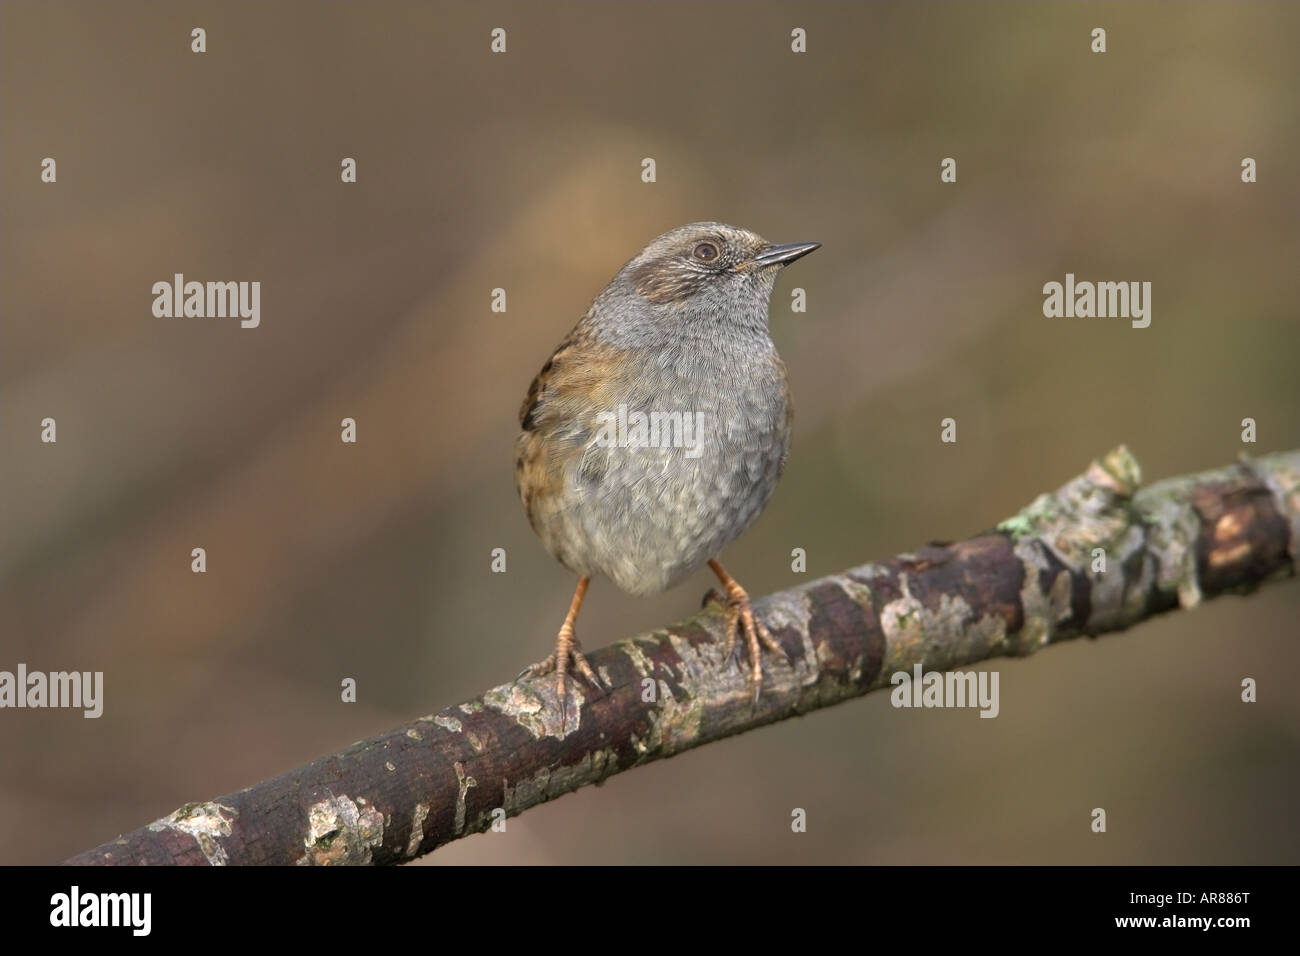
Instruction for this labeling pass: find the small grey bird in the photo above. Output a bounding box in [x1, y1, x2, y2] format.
[515, 222, 820, 713]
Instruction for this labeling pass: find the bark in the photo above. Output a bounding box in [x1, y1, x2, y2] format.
[64, 446, 1299, 865]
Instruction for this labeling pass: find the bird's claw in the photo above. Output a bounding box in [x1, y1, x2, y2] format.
[516, 636, 606, 730]
[716, 580, 787, 706]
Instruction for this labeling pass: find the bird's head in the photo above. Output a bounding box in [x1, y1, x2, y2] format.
[590, 222, 820, 344]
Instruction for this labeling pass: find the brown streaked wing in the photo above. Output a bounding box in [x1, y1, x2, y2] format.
[519, 334, 577, 432]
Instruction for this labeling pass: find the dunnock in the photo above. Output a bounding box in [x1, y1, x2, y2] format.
[515, 222, 820, 718]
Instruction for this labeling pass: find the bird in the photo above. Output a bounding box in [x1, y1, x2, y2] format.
[514, 221, 820, 719]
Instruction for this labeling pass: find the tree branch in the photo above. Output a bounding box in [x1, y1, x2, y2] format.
[65, 447, 1299, 865]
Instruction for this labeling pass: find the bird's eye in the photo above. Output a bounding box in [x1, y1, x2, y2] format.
[692, 242, 719, 262]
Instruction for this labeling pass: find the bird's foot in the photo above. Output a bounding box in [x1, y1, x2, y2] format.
[706, 576, 786, 705]
[517, 622, 605, 726]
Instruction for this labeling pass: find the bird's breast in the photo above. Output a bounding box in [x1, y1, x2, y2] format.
[546, 341, 791, 594]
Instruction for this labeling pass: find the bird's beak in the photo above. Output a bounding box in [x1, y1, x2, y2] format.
[751, 241, 822, 267]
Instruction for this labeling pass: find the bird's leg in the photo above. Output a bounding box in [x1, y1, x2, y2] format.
[518, 576, 604, 722]
[707, 559, 786, 704]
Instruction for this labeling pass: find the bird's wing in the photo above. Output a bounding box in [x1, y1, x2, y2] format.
[515, 332, 634, 532]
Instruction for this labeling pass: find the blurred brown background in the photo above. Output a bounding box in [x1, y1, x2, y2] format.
[2, 1, 1298, 865]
